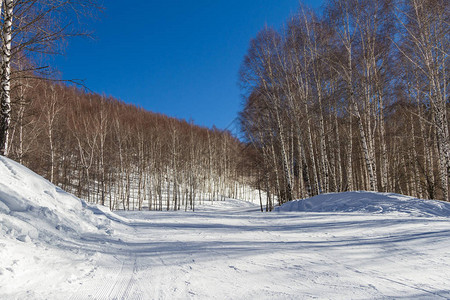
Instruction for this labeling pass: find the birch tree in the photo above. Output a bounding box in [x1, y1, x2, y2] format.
[0, 0, 13, 156]
[0, 0, 101, 157]
[395, 0, 449, 200]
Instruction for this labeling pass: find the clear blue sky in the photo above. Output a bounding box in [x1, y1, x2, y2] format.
[54, 0, 323, 131]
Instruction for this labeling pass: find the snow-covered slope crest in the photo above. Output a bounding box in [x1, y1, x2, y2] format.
[275, 191, 450, 217]
[0, 155, 112, 244]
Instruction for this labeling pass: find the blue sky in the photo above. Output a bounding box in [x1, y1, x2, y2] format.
[54, 1, 323, 131]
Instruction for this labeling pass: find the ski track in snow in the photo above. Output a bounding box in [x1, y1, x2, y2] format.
[69, 226, 145, 300]
[2, 197, 450, 299]
[59, 201, 450, 299]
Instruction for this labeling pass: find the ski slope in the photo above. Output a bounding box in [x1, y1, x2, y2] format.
[1, 156, 450, 299]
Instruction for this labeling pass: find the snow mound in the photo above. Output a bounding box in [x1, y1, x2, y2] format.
[275, 191, 450, 217]
[0, 156, 113, 245]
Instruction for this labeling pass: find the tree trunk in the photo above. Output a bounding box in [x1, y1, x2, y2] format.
[0, 0, 13, 156]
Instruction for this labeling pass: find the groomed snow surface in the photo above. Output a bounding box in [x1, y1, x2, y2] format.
[1, 156, 450, 299]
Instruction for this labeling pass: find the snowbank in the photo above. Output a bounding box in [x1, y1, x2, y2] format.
[0, 156, 113, 245]
[0, 156, 127, 298]
[275, 191, 450, 217]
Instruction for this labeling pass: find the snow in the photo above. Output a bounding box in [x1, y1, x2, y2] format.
[275, 191, 450, 217]
[1, 155, 450, 299]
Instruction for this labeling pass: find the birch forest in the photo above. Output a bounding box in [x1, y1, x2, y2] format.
[0, 0, 448, 211]
[240, 0, 449, 208]
[6, 79, 251, 210]
[0, 0, 253, 211]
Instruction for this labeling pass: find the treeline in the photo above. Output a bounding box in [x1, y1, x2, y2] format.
[7, 78, 253, 210]
[0, 0, 260, 211]
[240, 0, 449, 208]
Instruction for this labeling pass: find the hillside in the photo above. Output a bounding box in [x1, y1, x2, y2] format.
[7, 79, 256, 211]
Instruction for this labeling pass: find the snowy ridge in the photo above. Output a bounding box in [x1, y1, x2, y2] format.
[275, 191, 450, 217]
[0, 155, 125, 298]
[0, 156, 113, 244]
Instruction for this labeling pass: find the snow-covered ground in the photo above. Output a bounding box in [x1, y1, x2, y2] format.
[1, 155, 450, 299]
[275, 191, 450, 217]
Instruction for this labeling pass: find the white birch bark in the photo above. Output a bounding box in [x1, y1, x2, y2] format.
[346, 108, 354, 191]
[335, 108, 343, 192]
[0, 0, 13, 156]
[353, 103, 377, 191]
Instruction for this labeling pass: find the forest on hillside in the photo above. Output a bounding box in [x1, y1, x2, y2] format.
[0, 0, 448, 211]
[0, 0, 255, 211]
[240, 0, 449, 208]
[7, 79, 250, 211]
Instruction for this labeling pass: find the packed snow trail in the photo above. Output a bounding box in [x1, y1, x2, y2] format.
[64, 200, 450, 300]
[1, 156, 450, 299]
[3, 200, 450, 299]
